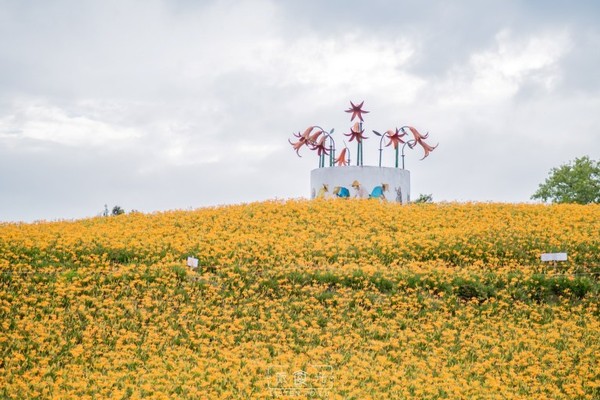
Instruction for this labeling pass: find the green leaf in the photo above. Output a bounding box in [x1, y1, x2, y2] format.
[531, 156, 600, 204]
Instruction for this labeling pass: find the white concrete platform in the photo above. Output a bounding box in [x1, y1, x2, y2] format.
[311, 166, 410, 203]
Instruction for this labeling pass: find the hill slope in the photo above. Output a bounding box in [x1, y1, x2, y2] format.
[1, 201, 599, 398]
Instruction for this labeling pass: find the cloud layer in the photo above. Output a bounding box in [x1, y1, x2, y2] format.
[1, 0, 599, 221]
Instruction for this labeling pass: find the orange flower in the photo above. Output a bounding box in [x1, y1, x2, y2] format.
[335, 147, 349, 166]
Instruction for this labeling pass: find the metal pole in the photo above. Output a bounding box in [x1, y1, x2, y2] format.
[329, 143, 333, 167]
[379, 135, 384, 167]
[360, 122, 363, 166]
[327, 129, 336, 167]
[313, 126, 335, 168]
[401, 139, 416, 170]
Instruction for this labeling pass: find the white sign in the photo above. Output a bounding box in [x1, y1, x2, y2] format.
[541, 253, 567, 262]
[186, 256, 199, 269]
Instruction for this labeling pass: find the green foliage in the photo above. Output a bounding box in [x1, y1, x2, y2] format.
[112, 206, 125, 216]
[453, 278, 495, 301]
[532, 156, 600, 204]
[278, 269, 599, 303]
[413, 193, 433, 203]
[170, 265, 188, 281]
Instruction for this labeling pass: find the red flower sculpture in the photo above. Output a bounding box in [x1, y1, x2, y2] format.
[345, 101, 369, 122]
[309, 135, 329, 157]
[288, 126, 322, 157]
[289, 101, 438, 169]
[334, 147, 349, 166]
[308, 129, 323, 143]
[408, 126, 438, 160]
[344, 122, 368, 143]
[385, 128, 407, 149]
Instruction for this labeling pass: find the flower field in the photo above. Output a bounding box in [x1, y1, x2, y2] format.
[1, 200, 599, 399]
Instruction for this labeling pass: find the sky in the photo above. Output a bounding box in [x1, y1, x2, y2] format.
[1, 0, 599, 222]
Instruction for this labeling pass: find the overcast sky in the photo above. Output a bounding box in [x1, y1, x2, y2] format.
[1, 0, 599, 222]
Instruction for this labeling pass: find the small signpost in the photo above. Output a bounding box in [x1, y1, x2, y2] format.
[541, 253, 568, 262]
[186, 256, 199, 270]
[541, 252, 568, 273]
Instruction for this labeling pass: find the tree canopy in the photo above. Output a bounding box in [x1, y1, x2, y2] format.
[531, 156, 600, 204]
[111, 206, 125, 216]
[414, 193, 433, 203]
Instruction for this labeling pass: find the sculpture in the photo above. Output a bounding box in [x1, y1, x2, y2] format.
[289, 101, 437, 170]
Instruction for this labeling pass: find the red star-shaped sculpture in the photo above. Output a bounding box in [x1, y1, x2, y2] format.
[345, 101, 369, 122]
[385, 128, 407, 149]
[344, 122, 368, 143]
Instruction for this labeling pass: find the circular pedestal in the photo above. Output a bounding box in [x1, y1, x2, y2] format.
[311, 166, 410, 203]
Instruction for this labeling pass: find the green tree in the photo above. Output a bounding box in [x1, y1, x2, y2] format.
[531, 156, 600, 204]
[414, 193, 433, 203]
[111, 205, 125, 216]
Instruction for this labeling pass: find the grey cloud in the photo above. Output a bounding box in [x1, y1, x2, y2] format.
[557, 30, 600, 93]
[1, 0, 599, 221]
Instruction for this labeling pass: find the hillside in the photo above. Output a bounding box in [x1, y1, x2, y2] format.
[1, 200, 599, 399]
